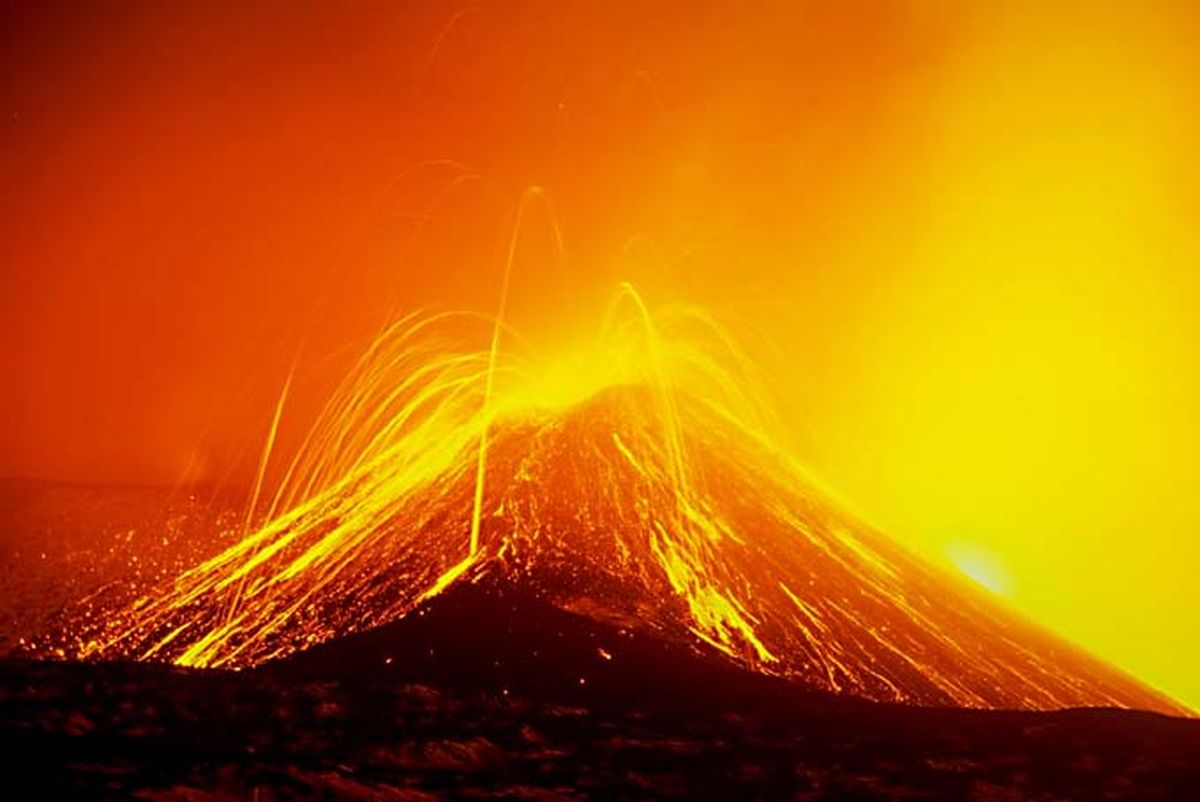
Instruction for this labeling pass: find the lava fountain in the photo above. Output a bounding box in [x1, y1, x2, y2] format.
[46, 284, 1186, 715]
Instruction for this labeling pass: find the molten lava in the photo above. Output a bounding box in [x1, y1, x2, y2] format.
[50, 286, 1184, 714]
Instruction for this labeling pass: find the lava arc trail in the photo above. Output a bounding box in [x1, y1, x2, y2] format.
[45, 286, 1187, 715]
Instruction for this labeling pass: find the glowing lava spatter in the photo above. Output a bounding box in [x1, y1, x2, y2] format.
[54, 286, 1185, 714]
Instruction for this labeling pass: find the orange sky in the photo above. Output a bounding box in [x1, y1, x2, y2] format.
[2, 1, 1197, 709]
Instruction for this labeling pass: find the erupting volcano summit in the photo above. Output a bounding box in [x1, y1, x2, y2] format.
[48, 288, 1184, 716]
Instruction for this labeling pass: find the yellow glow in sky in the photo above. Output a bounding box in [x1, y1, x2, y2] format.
[798, 2, 1200, 711]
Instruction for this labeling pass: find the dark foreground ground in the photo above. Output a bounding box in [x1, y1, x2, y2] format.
[2, 585, 1198, 802]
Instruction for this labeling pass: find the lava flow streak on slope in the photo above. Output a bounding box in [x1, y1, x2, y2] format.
[49, 285, 1185, 715]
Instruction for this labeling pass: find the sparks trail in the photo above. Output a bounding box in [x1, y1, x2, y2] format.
[42, 286, 1186, 715]
[470, 186, 553, 559]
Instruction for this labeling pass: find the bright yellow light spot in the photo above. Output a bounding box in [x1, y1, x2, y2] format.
[946, 543, 1011, 596]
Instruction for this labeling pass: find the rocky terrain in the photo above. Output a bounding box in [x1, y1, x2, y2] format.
[3, 584, 1197, 801]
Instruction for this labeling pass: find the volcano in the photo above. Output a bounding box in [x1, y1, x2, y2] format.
[49, 307, 1183, 714]
[25, 299, 1180, 718]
